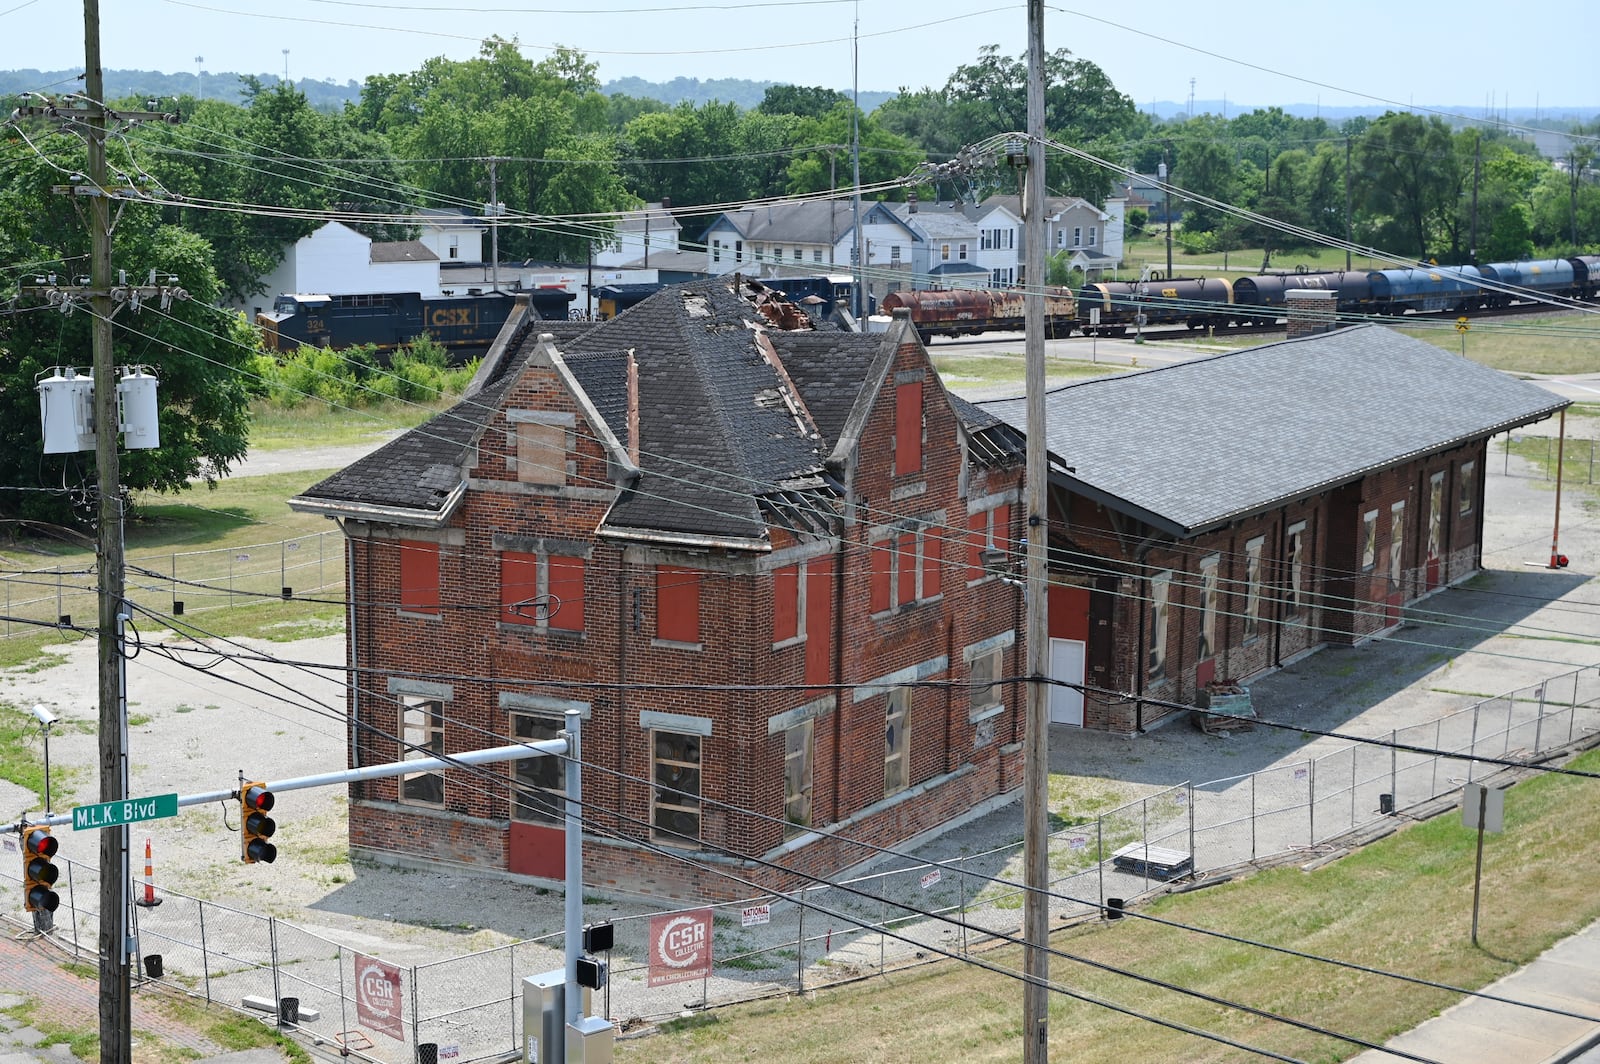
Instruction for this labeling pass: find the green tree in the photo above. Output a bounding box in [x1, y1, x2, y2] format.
[758, 85, 849, 120]
[1355, 112, 1459, 259]
[0, 136, 253, 523]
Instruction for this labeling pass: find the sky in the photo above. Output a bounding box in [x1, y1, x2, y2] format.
[4, 0, 1596, 118]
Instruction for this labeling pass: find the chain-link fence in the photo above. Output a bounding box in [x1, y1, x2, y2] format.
[1501, 433, 1600, 484]
[6, 663, 1600, 1061]
[0, 530, 343, 638]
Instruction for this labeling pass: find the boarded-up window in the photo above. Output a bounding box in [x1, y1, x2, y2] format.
[1148, 572, 1171, 679]
[1390, 502, 1406, 591]
[894, 380, 923, 475]
[516, 422, 565, 486]
[869, 540, 892, 613]
[969, 647, 1003, 714]
[1459, 462, 1476, 516]
[547, 555, 585, 632]
[500, 551, 542, 627]
[657, 566, 702, 644]
[923, 530, 942, 599]
[1198, 556, 1219, 661]
[896, 532, 917, 606]
[804, 559, 832, 688]
[1285, 523, 1306, 619]
[398, 540, 440, 615]
[884, 689, 910, 797]
[1243, 537, 1264, 640]
[1427, 472, 1444, 559]
[511, 713, 563, 824]
[1361, 510, 1378, 571]
[651, 731, 702, 845]
[784, 719, 814, 835]
[966, 511, 987, 581]
[773, 564, 800, 643]
[400, 697, 445, 806]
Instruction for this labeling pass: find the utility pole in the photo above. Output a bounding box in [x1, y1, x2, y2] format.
[850, 0, 864, 318]
[85, 4, 130, 1058]
[486, 157, 506, 293]
[1021, 0, 1050, 1057]
[1160, 149, 1173, 279]
[1344, 137, 1353, 272]
[1469, 135, 1480, 263]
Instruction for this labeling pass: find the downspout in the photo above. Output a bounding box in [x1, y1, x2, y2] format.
[345, 522, 362, 770]
[618, 552, 630, 843]
[1272, 513, 1285, 669]
[1129, 534, 1164, 734]
[832, 523, 848, 825]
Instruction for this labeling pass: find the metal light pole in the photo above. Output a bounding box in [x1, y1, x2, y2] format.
[32, 705, 58, 813]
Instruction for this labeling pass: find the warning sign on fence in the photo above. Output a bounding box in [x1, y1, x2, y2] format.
[355, 953, 404, 1040]
[648, 909, 714, 987]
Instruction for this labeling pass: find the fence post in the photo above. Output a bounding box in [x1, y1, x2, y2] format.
[1572, 670, 1583, 745]
[269, 917, 283, 1018]
[958, 872, 968, 957]
[1390, 730, 1398, 809]
[1350, 746, 1358, 830]
[1250, 774, 1257, 861]
[1440, 716, 1452, 793]
[1308, 759, 1316, 846]
[411, 964, 421, 1060]
[199, 901, 211, 1004]
[1141, 796, 1151, 895]
[1096, 818, 1105, 912]
[796, 902, 805, 995]
[1468, 704, 1480, 783]
[1187, 783, 1195, 873]
[340, 946, 350, 1051]
[1535, 683, 1547, 753]
[65, 860, 80, 960]
[280, 539, 286, 592]
[880, 892, 887, 974]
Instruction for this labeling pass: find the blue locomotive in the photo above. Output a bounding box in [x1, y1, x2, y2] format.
[258, 288, 576, 356]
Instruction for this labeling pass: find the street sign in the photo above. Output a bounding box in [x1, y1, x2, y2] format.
[71, 793, 178, 831]
[1461, 783, 1504, 833]
[1456, 316, 1470, 333]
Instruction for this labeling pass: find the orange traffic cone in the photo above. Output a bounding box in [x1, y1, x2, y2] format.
[135, 837, 162, 908]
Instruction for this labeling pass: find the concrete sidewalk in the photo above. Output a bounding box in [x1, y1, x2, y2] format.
[1346, 919, 1600, 1064]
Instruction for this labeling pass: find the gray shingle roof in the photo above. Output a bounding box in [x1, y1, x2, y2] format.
[369, 240, 438, 263]
[289, 372, 517, 524]
[978, 324, 1566, 535]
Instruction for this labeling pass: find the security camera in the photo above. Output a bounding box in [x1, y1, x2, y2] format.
[31, 705, 59, 727]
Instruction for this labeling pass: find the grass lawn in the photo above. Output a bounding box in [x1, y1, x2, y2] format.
[1398, 315, 1600, 376]
[246, 394, 455, 451]
[1120, 233, 1386, 279]
[620, 748, 1600, 1063]
[932, 351, 1129, 393]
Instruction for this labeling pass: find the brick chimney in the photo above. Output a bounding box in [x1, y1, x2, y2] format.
[1285, 289, 1336, 339]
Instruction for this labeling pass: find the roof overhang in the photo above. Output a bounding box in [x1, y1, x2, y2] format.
[286, 480, 467, 530]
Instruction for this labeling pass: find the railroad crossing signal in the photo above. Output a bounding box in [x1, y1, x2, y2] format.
[1456, 316, 1470, 333]
[239, 782, 277, 865]
[22, 826, 60, 912]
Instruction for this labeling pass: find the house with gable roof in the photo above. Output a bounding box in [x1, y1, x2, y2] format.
[289, 279, 1026, 897]
[979, 310, 1566, 732]
[700, 198, 920, 312]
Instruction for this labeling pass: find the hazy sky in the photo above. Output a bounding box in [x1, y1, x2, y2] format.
[6, 0, 1596, 116]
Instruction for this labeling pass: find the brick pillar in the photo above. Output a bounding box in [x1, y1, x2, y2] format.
[1285, 289, 1337, 339]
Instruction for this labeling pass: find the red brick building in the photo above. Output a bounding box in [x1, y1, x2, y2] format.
[290, 280, 1027, 898]
[979, 322, 1567, 732]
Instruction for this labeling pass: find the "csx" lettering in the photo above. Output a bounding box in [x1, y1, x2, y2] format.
[429, 307, 475, 327]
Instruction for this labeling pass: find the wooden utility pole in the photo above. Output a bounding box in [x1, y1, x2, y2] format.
[1021, 0, 1051, 1056]
[82, 2, 133, 1059]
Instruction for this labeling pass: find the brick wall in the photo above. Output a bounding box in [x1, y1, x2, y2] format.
[341, 329, 1026, 899]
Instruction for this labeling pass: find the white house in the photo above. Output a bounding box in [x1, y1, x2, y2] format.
[890, 201, 985, 291]
[593, 202, 681, 268]
[700, 198, 920, 310]
[980, 195, 1126, 280]
[233, 221, 443, 317]
[416, 208, 486, 265]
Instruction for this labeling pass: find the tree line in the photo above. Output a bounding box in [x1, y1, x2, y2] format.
[0, 36, 1595, 524]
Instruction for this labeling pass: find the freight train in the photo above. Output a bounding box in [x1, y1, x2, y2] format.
[882, 254, 1600, 341]
[257, 288, 577, 355]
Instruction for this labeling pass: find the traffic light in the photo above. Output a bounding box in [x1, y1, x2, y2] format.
[239, 782, 277, 865]
[22, 826, 60, 913]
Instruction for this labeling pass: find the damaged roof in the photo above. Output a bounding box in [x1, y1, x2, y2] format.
[978, 324, 1567, 536]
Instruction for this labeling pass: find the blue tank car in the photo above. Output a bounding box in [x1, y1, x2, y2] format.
[1367, 267, 1484, 314]
[1477, 259, 1578, 307]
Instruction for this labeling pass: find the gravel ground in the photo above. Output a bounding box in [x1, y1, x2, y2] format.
[2, 367, 1595, 977]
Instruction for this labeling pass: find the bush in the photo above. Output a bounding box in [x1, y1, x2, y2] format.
[251, 336, 477, 412]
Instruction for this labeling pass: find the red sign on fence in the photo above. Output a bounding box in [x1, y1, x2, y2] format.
[648, 909, 714, 987]
[355, 953, 404, 1040]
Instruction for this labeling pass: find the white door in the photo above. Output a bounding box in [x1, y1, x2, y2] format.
[1049, 638, 1085, 727]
